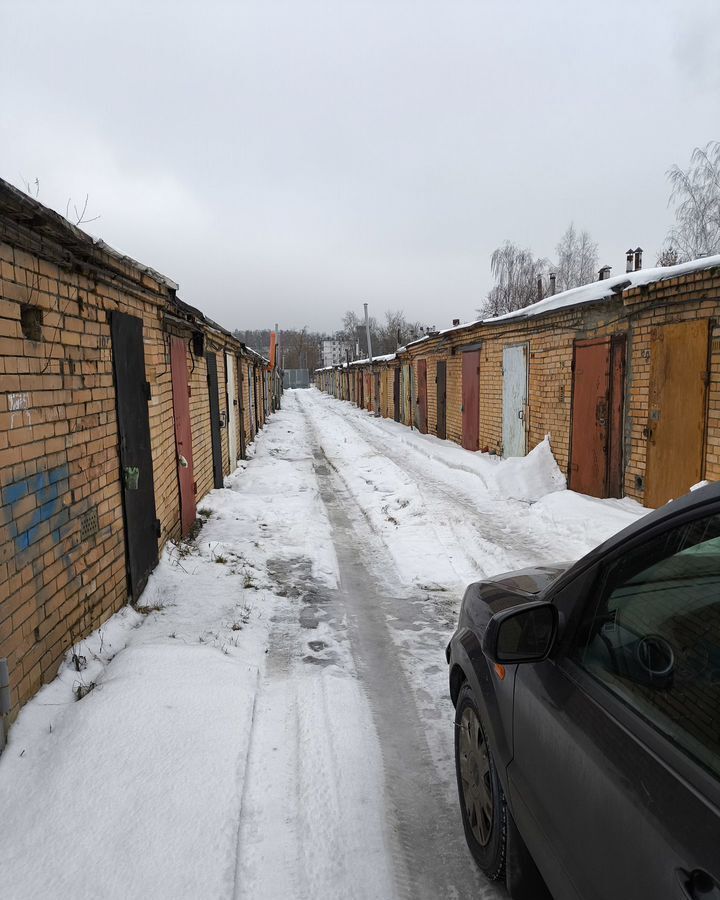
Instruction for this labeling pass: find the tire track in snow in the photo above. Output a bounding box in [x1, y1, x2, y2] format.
[234, 398, 397, 900]
[300, 404, 504, 900]
[302, 390, 556, 575]
[301, 397, 491, 587]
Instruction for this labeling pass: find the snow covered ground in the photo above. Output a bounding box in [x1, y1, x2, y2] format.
[0, 388, 647, 900]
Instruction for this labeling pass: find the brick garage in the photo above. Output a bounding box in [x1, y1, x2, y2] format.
[317, 256, 720, 509]
[0, 179, 273, 730]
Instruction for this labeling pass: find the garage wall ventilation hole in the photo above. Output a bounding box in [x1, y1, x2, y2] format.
[79, 506, 99, 542]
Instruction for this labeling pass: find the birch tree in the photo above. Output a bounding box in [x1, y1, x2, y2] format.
[554, 223, 598, 291]
[480, 241, 548, 317]
[665, 141, 720, 261]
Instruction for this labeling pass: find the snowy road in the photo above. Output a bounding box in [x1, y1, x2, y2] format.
[0, 388, 645, 900]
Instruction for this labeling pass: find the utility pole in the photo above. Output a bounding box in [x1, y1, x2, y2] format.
[274, 322, 282, 408]
[364, 302, 380, 417]
[364, 302, 373, 364]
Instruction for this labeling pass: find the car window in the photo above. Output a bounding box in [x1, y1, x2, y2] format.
[572, 514, 720, 781]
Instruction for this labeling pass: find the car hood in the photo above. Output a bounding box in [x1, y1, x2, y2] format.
[489, 561, 576, 596]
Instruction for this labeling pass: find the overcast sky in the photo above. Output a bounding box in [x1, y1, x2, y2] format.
[1, 0, 718, 333]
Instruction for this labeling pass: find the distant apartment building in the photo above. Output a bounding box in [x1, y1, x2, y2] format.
[322, 339, 353, 367]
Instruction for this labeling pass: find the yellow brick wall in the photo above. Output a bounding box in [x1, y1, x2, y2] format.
[315, 269, 720, 508]
[0, 239, 172, 716]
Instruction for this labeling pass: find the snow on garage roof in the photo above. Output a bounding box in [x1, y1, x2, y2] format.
[485, 254, 720, 324]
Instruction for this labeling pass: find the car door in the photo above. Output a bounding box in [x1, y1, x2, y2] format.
[508, 510, 720, 900]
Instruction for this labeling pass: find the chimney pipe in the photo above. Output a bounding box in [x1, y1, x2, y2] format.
[598, 265, 612, 281]
[634, 247, 643, 271]
[626, 249, 634, 273]
[549, 273, 556, 295]
[537, 275, 543, 303]
[452, 318, 460, 327]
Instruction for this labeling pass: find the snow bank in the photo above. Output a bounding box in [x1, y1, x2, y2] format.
[0, 642, 259, 899]
[488, 436, 566, 502]
[302, 389, 647, 586]
[0, 395, 342, 899]
[529, 488, 645, 545]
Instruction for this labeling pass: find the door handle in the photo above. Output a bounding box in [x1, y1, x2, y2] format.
[676, 868, 720, 899]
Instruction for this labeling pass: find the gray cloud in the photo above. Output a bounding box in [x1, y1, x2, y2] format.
[1, 0, 717, 331]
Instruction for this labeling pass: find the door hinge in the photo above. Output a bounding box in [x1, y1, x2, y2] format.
[155, 518, 161, 538]
[144, 381, 152, 401]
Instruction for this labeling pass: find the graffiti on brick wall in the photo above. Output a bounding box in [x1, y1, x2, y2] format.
[4, 463, 70, 556]
[7, 392, 31, 428]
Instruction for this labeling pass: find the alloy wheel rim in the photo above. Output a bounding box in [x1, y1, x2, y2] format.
[458, 706, 493, 846]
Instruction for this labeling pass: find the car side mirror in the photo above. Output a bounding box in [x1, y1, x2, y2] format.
[482, 601, 558, 665]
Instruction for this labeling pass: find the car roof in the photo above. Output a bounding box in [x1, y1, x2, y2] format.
[557, 480, 720, 586]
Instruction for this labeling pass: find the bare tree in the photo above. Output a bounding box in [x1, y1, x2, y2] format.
[665, 141, 720, 261]
[18, 176, 100, 226]
[340, 310, 361, 341]
[339, 308, 382, 356]
[65, 193, 101, 227]
[554, 223, 598, 292]
[378, 310, 427, 352]
[480, 241, 548, 317]
[656, 245, 680, 267]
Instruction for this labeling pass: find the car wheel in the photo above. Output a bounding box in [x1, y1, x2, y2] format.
[454, 682, 506, 880]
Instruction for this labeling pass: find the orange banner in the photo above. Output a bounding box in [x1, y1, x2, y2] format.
[268, 332, 277, 370]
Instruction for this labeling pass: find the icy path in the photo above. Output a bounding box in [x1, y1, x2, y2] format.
[0, 389, 646, 900]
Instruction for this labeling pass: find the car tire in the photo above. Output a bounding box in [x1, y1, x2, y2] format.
[454, 682, 506, 881]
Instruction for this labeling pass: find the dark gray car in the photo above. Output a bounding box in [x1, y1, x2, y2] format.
[447, 482, 720, 900]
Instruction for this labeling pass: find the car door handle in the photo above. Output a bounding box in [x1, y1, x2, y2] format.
[676, 868, 720, 899]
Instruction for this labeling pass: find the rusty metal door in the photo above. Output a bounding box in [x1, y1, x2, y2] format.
[225, 352, 238, 470]
[569, 339, 611, 497]
[436, 360, 447, 440]
[206, 353, 224, 489]
[408, 365, 415, 426]
[170, 337, 196, 536]
[374, 371, 381, 414]
[111, 311, 158, 600]
[237, 357, 247, 461]
[502, 344, 528, 457]
[252, 364, 260, 432]
[645, 320, 709, 507]
[393, 369, 400, 421]
[462, 350, 481, 450]
[416, 360, 428, 433]
[247, 366, 256, 440]
[607, 334, 627, 497]
[401, 364, 410, 423]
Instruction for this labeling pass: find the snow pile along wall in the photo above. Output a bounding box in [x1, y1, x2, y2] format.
[489, 436, 566, 502]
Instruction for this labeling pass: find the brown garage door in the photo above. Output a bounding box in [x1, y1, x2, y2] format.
[416, 360, 428, 433]
[436, 360, 447, 440]
[462, 350, 481, 451]
[569, 335, 626, 498]
[645, 320, 709, 508]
